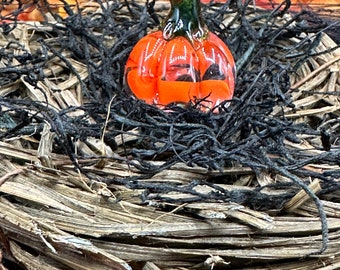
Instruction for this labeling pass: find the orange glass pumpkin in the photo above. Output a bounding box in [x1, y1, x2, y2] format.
[125, 0, 236, 111]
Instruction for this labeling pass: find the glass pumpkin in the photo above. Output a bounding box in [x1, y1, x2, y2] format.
[125, 0, 236, 111]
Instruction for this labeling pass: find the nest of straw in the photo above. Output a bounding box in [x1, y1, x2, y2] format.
[0, 0, 339, 269]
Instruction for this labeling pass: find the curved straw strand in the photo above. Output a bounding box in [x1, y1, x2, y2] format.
[290, 54, 340, 90]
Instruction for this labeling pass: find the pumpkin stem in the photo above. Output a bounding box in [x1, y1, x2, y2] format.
[163, 0, 207, 43]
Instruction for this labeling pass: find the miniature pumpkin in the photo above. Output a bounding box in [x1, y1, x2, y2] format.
[125, 0, 236, 111]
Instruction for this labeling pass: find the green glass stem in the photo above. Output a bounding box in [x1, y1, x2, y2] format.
[163, 0, 208, 43]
